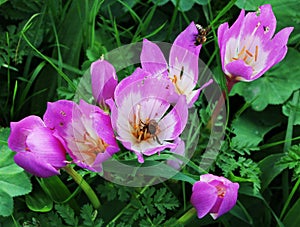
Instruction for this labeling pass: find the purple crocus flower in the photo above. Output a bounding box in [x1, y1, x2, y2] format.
[43, 99, 119, 172]
[141, 22, 212, 107]
[191, 174, 239, 219]
[107, 68, 188, 163]
[8, 116, 67, 178]
[91, 59, 118, 109]
[218, 4, 293, 84]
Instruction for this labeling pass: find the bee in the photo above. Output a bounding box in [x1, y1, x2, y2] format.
[195, 24, 210, 46]
[139, 119, 163, 145]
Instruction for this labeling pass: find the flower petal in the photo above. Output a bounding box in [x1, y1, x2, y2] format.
[141, 39, 168, 76]
[43, 100, 75, 133]
[225, 60, 253, 81]
[191, 181, 218, 219]
[14, 152, 61, 178]
[167, 137, 185, 169]
[91, 59, 118, 106]
[8, 116, 44, 152]
[159, 95, 188, 140]
[211, 182, 239, 219]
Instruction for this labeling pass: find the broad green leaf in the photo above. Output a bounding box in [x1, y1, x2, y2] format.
[171, 0, 194, 12]
[235, 0, 300, 44]
[0, 191, 13, 217]
[283, 197, 300, 227]
[0, 128, 32, 217]
[258, 153, 286, 191]
[25, 186, 53, 212]
[231, 48, 300, 111]
[150, 0, 169, 6]
[231, 107, 282, 152]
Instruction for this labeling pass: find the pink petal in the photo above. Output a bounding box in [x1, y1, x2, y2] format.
[91, 59, 118, 106]
[8, 116, 44, 152]
[26, 127, 66, 168]
[191, 181, 218, 219]
[159, 95, 188, 140]
[141, 39, 168, 76]
[14, 152, 61, 178]
[211, 182, 239, 219]
[225, 60, 253, 81]
[167, 137, 185, 169]
[43, 100, 75, 133]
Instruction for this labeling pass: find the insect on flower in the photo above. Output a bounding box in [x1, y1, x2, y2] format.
[195, 24, 210, 45]
[139, 119, 163, 145]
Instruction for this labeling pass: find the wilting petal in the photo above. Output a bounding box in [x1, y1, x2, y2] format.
[141, 39, 168, 76]
[191, 181, 218, 219]
[91, 59, 118, 107]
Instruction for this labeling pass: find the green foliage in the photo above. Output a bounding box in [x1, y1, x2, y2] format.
[231, 107, 283, 154]
[121, 186, 179, 225]
[278, 145, 300, 180]
[97, 182, 132, 202]
[231, 49, 300, 111]
[0, 128, 32, 217]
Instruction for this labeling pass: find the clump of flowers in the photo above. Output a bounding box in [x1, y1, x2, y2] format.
[7, 5, 294, 222]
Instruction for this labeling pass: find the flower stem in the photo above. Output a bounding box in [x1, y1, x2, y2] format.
[176, 207, 197, 225]
[63, 165, 101, 209]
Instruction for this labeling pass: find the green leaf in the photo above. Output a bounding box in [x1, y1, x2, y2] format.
[0, 128, 32, 217]
[231, 107, 282, 153]
[0, 191, 13, 217]
[258, 153, 286, 191]
[171, 0, 194, 12]
[231, 48, 300, 111]
[283, 197, 300, 227]
[277, 145, 300, 180]
[55, 204, 78, 226]
[25, 185, 53, 212]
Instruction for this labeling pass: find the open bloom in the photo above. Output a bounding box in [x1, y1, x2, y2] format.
[218, 4, 293, 83]
[107, 68, 188, 163]
[43, 99, 119, 172]
[141, 22, 212, 107]
[8, 116, 67, 178]
[191, 174, 239, 219]
[91, 59, 118, 109]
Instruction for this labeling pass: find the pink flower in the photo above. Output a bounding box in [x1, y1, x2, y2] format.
[107, 68, 188, 163]
[191, 174, 239, 219]
[43, 100, 119, 172]
[91, 59, 118, 109]
[8, 116, 67, 178]
[218, 4, 293, 83]
[141, 22, 212, 107]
